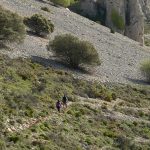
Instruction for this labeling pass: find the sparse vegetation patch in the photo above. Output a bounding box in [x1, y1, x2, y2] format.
[50, 0, 70, 7]
[140, 59, 150, 82]
[24, 14, 54, 37]
[111, 9, 125, 30]
[41, 6, 51, 12]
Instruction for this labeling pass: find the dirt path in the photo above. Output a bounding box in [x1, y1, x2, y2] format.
[119, 106, 150, 112]
[6, 112, 66, 133]
[5, 102, 73, 133]
[79, 96, 150, 124]
[6, 97, 150, 134]
[134, 137, 150, 143]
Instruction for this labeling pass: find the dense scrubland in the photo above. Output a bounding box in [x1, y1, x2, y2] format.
[0, 54, 150, 149]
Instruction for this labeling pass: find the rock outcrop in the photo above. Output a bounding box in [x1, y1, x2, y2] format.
[80, 0, 144, 44]
[139, 0, 150, 21]
[125, 0, 144, 44]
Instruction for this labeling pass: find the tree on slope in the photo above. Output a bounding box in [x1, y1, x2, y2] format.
[48, 34, 101, 68]
[140, 59, 150, 82]
[50, 0, 70, 7]
[0, 6, 26, 44]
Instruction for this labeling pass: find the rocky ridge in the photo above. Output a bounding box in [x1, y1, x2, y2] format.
[80, 0, 145, 44]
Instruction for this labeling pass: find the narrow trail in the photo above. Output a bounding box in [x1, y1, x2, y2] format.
[6, 102, 73, 133]
[79, 97, 150, 124]
[6, 112, 66, 133]
[6, 115, 54, 133]
[103, 111, 150, 124]
[134, 137, 150, 143]
[100, 146, 112, 150]
[6, 97, 150, 134]
[119, 106, 150, 112]
[100, 137, 150, 149]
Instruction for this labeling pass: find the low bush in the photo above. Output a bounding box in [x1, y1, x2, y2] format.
[111, 9, 125, 30]
[24, 14, 54, 37]
[0, 140, 6, 150]
[110, 28, 115, 34]
[140, 60, 150, 82]
[41, 7, 51, 12]
[48, 34, 100, 68]
[8, 135, 20, 143]
[50, 0, 70, 7]
[0, 6, 25, 43]
[101, 104, 108, 110]
[144, 22, 150, 34]
[116, 135, 134, 150]
[144, 38, 150, 46]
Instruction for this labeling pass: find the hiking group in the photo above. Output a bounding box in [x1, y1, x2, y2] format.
[56, 94, 68, 113]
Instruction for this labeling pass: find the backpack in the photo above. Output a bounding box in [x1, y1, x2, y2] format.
[56, 101, 61, 108]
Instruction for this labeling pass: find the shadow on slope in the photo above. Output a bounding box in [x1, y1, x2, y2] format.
[31, 55, 94, 75]
[125, 77, 150, 85]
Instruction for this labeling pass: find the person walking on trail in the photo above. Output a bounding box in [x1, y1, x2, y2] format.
[62, 94, 68, 108]
[56, 100, 61, 113]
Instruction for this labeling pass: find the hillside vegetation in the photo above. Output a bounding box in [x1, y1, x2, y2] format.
[0, 54, 150, 149]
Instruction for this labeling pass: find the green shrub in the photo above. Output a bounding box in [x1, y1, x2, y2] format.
[0, 6, 25, 43]
[101, 104, 107, 110]
[0, 140, 6, 150]
[111, 9, 125, 30]
[41, 7, 51, 12]
[103, 130, 116, 138]
[144, 38, 150, 46]
[116, 135, 132, 150]
[112, 93, 117, 100]
[24, 14, 54, 37]
[144, 22, 150, 34]
[140, 60, 150, 82]
[48, 34, 100, 68]
[110, 28, 115, 34]
[8, 135, 20, 143]
[50, 0, 70, 7]
[133, 121, 138, 126]
[104, 93, 112, 102]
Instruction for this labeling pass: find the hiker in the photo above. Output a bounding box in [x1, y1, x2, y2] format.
[56, 100, 61, 113]
[62, 94, 68, 108]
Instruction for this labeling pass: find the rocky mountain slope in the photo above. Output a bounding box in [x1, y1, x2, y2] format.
[0, 0, 150, 84]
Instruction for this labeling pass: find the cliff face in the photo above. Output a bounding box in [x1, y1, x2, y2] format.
[80, 0, 145, 44]
[125, 0, 144, 44]
[139, 0, 150, 20]
[105, 0, 126, 35]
